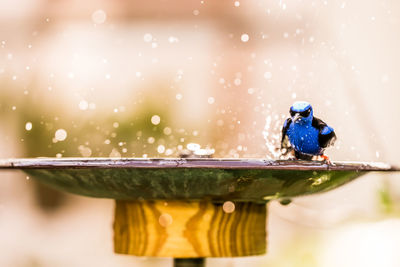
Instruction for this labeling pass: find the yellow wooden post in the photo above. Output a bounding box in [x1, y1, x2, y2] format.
[114, 200, 267, 258]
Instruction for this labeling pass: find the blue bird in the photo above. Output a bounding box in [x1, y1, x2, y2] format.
[281, 101, 336, 161]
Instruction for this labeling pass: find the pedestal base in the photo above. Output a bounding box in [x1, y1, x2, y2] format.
[113, 200, 267, 258]
[174, 258, 205, 267]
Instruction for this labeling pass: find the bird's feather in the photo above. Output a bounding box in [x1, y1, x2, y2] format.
[281, 118, 292, 149]
[312, 117, 336, 148]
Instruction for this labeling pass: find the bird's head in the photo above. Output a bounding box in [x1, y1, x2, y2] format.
[290, 101, 313, 124]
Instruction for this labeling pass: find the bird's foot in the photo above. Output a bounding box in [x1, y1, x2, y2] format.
[320, 155, 334, 165]
[279, 147, 295, 160]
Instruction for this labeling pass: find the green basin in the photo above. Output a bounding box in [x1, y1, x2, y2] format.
[0, 158, 397, 202]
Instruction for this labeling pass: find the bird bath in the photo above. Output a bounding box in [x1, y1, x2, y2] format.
[0, 158, 398, 267]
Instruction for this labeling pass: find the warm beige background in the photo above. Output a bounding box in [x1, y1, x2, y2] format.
[1, 0, 400, 266]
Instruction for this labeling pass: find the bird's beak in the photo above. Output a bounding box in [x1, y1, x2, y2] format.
[293, 113, 301, 122]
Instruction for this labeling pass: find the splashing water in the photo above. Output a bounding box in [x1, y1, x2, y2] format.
[262, 114, 284, 159]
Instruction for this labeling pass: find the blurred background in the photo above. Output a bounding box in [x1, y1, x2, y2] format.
[1, 0, 400, 266]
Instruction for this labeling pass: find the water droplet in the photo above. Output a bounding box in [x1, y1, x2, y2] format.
[143, 33, 153, 42]
[264, 71, 272, 80]
[25, 122, 32, 131]
[157, 145, 165, 153]
[159, 213, 173, 227]
[234, 1, 240, 7]
[91, 9, 107, 24]
[79, 100, 89, 110]
[208, 97, 215, 104]
[176, 93, 183, 100]
[241, 33, 249, 42]
[109, 148, 121, 158]
[168, 36, 179, 43]
[101, 139, 109, 145]
[223, 201, 235, 213]
[78, 145, 92, 157]
[187, 143, 201, 151]
[194, 147, 215, 157]
[151, 115, 161, 125]
[163, 127, 172, 135]
[55, 129, 67, 141]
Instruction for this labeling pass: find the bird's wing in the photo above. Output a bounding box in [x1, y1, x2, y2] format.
[312, 117, 336, 148]
[281, 118, 292, 149]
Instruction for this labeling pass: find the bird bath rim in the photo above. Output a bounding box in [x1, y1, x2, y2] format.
[0, 157, 397, 171]
[1, 158, 397, 202]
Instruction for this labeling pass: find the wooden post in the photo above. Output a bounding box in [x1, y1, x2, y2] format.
[113, 200, 267, 258]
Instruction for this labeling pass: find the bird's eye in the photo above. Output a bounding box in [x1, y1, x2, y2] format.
[290, 109, 296, 117]
[299, 108, 311, 117]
